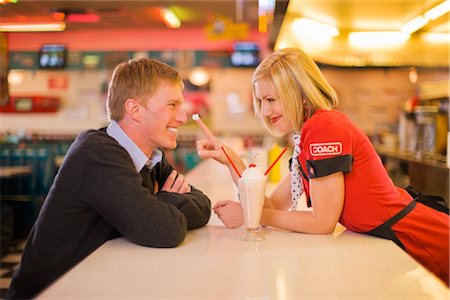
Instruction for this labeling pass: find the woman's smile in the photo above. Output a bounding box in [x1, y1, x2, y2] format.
[270, 116, 282, 124]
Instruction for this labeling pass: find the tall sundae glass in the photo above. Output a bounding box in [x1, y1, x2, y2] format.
[238, 166, 267, 242]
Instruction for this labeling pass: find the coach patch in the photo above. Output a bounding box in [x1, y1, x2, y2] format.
[309, 142, 342, 156]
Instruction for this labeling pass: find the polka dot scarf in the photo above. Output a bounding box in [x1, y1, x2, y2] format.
[290, 132, 303, 211]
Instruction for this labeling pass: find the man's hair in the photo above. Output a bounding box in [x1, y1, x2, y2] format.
[107, 58, 184, 121]
[252, 48, 338, 136]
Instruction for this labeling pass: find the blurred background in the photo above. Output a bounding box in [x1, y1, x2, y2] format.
[0, 0, 449, 244]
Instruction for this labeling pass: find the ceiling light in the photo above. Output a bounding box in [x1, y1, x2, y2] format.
[408, 67, 418, 84]
[291, 18, 339, 37]
[189, 67, 210, 86]
[52, 11, 66, 21]
[349, 32, 410, 48]
[424, 0, 450, 20]
[161, 8, 181, 29]
[0, 0, 19, 4]
[401, 16, 429, 34]
[401, 1, 450, 35]
[274, 40, 292, 50]
[258, 0, 275, 33]
[0, 22, 66, 32]
[422, 32, 450, 43]
[7, 70, 24, 86]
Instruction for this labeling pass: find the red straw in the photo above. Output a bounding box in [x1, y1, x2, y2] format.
[264, 147, 288, 176]
[221, 146, 241, 177]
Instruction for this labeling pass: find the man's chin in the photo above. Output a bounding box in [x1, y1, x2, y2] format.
[163, 141, 177, 150]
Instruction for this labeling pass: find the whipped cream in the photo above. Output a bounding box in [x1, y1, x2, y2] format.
[241, 166, 266, 180]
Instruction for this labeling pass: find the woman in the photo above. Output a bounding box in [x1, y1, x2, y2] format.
[196, 48, 449, 285]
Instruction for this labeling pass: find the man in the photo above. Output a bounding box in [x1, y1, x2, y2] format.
[6, 58, 211, 299]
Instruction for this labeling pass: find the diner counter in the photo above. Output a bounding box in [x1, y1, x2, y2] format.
[38, 159, 449, 299]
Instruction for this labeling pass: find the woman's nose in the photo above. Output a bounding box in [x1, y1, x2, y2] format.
[261, 101, 271, 116]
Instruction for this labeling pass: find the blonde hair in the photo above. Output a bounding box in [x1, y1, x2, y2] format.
[107, 58, 183, 121]
[252, 48, 338, 136]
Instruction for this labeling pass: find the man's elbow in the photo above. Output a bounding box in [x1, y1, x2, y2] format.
[137, 228, 186, 248]
[188, 209, 211, 229]
[157, 228, 186, 248]
[131, 219, 188, 248]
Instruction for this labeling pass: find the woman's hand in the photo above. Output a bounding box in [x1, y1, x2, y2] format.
[193, 115, 225, 163]
[213, 200, 244, 228]
[196, 140, 240, 166]
[193, 115, 245, 182]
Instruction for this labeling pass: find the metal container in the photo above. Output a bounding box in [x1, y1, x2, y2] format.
[414, 106, 438, 154]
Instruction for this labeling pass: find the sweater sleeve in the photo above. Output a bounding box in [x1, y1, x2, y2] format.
[74, 133, 189, 248]
[153, 151, 211, 229]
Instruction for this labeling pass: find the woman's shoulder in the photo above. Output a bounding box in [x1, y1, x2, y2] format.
[302, 110, 357, 139]
[306, 109, 348, 126]
[314, 109, 347, 118]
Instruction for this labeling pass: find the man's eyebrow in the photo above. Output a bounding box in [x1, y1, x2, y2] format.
[169, 98, 184, 104]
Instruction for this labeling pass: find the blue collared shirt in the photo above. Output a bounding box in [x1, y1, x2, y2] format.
[106, 121, 162, 172]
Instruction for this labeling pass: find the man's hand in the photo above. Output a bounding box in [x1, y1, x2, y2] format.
[161, 170, 191, 194]
[213, 200, 244, 228]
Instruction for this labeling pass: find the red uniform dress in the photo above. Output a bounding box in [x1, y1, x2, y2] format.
[297, 109, 449, 284]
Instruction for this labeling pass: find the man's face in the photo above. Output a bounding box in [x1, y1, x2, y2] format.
[139, 81, 187, 150]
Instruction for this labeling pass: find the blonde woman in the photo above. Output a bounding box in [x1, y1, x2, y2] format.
[196, 48, 449, 285]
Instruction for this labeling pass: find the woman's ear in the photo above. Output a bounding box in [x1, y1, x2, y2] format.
[124, 98, 142, 122]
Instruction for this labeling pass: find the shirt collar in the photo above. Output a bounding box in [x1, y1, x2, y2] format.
[106, 120, 162, 172]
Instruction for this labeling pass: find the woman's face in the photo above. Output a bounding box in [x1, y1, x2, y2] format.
[254, 79, 293, 134]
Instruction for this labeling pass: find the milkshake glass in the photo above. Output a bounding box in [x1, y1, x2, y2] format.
[238, 166, 266, 241]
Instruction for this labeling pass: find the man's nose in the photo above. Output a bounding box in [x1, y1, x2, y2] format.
[176, 108, 188, 124]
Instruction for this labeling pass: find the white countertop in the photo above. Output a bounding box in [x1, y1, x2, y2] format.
[37, 159, 450, 299]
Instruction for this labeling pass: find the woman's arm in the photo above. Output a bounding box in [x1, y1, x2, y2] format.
[261, 172, 344, 234]
[265, 174, 292, 210]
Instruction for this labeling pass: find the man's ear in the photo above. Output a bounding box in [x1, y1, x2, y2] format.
[124, 98, 142, 122]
